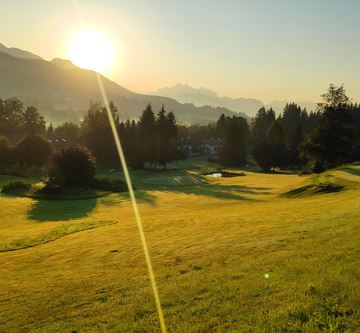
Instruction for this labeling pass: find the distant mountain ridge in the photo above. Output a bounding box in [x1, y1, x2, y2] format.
[154, 84, 317, 115]
[0, 43, 243, 125]
[154, 84, 264, 116]
[0, 42, 43, 60]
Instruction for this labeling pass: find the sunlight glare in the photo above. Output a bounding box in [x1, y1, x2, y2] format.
[68, 30, 115, 73]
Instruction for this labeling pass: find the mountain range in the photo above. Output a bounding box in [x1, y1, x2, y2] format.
[0, 42, 317, 125]
[154, 84, 317, 116]
[154, 84, 264, 116]
[0, 43, 247, 125]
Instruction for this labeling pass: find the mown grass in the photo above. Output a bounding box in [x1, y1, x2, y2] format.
[0, 159, 359, 332]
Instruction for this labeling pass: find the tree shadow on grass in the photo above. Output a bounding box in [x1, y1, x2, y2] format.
[100, 190, 157, 207]
[160, 183, 271, 201]
[140, 174, 272, 201]
[28, 198, 97, 222]
[340, 166, 360, 177]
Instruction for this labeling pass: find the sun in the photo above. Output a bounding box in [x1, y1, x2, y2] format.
[68, 30, 115, 73]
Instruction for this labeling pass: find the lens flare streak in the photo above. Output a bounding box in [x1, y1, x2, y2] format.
[95, 73, 167, 333]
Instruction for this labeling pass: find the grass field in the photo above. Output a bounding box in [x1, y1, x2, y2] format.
[0, 159, 359, 332]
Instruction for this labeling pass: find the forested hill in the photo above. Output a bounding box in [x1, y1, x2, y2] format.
[0, 50, 246, 125]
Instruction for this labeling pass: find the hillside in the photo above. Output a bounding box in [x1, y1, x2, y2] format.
[0, 49, 244, 125]
[0, 160, 359, 331]
[0, 42, 43, 60]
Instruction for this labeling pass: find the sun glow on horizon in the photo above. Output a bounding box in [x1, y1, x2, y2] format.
[68, 29, 117, 74]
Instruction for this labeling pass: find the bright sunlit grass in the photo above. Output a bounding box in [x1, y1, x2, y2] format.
[1, 160, 360, 331]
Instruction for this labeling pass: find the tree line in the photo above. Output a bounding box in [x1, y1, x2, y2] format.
[0, 100, 180, 170]
[216, 84, 360, 172]
[1, 84, 359, 173]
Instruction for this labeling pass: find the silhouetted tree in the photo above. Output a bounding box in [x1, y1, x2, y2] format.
[251, 107, 276, 145]
[54, 122, 79, 146]
[252, 142, 272, 172]
[288, 124, 304, 166]
[0, 135, 12, 166]
[14, 134, 52, 166]
[21, 106, 46, 136]
[301, 84, 356, 172]
[216, 113, 228, 138]
[48, 145, 96, 187]
[267, 120, 288, 168]
[80, 102, 118, 166]
[0, 98, 23, 141]
[219, 116, 249, 165]
[138, 104, 156, 167]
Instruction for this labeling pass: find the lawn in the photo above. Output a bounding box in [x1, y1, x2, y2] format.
[0, 159, 359, 332]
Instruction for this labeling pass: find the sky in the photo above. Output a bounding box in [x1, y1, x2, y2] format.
[1, 0, 360, 103]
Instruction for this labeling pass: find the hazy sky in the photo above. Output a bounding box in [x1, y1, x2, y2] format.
[1, 0, 359, 103]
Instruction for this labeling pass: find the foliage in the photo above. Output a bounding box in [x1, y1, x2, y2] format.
[47, 122, 80, 147]
[21, 106, 46, 136]
[155, 106, 179, 168]
[80, 102, 180, 169]
[93, 177, 127, 192]
[252, 142, 273, 172]
[251, 107, 276, 145]
[80, 102, 118, 167]
[0, 99, 45, 141]
[219, 116, 249, 165]
[47, 145, 96, 187]
[266, 120, 289, 168]
[300, 84, 357, 172]
[13, 134, 52, 166]
[1, 180, 31, 193]
[0, 135, 12, 166]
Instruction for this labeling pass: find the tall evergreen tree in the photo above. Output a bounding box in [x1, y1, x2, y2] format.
[251, 107, 276, 145]
[138, 104, 157, 167]
[267, 120, 288, 168]
[220, 116, 249, 165]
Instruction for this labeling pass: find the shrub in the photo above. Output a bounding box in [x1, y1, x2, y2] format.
[1, 180, 31, 193]
[14, 134, 52, 166]
[47, 145, 96, 187]
[93, 177, 127, 192]
[36, 182, 65, 195]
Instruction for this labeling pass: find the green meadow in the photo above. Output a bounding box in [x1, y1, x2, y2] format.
[1, 159, 359, 332]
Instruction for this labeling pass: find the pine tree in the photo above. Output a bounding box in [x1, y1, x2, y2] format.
[220, 116, 248, 165]
[138, 104, 156, 167]
[251, 107, 276, 145]
[267, 120, 288, 168]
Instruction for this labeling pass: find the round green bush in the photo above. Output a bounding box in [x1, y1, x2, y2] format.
[47, 145, 96, 187]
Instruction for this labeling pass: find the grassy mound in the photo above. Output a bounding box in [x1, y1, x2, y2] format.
[282, 163, 360, 198]
[282, 182, 343, 197]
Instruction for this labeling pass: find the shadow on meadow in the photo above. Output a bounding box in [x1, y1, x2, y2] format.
[28, 198, 97, 222]
[140, 174, 272, 201]
[340, 166, 360, 177]
[162, 184, 271, 201]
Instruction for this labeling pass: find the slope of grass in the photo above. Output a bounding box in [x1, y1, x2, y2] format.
[0, 160, 359, 332]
